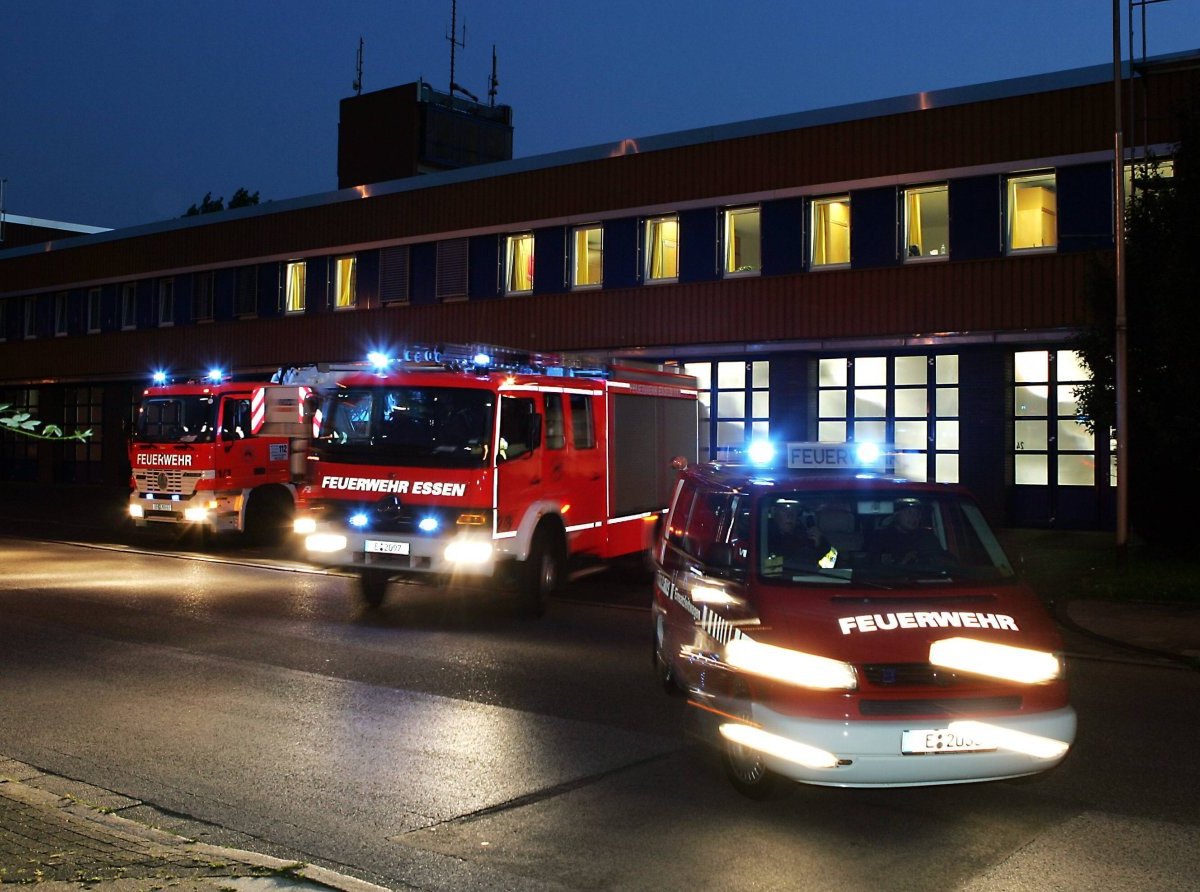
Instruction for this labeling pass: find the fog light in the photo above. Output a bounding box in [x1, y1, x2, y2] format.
[306, 533, 347, 553]
[445, 539, 492, 565]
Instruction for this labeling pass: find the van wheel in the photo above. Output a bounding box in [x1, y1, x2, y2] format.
[722, 691, 789, 799]
[359, 569, 390, 608]
[522, 524, 564, 616]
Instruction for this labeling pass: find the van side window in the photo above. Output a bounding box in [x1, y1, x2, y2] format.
[569, 394, 596, 448]
[544, 392, 565, 450]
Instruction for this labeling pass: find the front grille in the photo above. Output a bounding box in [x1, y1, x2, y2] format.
[859, 696, 1021, 717]
[862, 663, 969, 687]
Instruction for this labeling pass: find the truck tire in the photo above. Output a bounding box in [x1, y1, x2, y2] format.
[244, 488, 293, 546]
[522, 523, 564, 617]
[359, 569, 391, 608]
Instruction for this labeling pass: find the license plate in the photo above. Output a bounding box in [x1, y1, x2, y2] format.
[902, 728, 995, 754]
[152, 502, 174, 512]
[365, 539, 410, 555]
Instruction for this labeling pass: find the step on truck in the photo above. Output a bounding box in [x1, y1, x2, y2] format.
[128, 370, 312, 544]
[293, 346, 698, 611]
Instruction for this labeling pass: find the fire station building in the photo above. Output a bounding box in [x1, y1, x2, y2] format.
[2, 53, 1197, 530]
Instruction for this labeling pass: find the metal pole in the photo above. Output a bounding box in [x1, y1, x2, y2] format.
[1113, 0, 1129, 548]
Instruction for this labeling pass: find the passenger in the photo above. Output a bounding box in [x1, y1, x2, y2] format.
[870, 501, 942, 565]
[769, 502, 835, 570]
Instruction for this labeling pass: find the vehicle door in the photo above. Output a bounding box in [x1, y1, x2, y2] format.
[495, 393, 546, 538]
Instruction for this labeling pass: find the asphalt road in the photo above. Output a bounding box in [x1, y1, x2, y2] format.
[1, 534, 1198, 891]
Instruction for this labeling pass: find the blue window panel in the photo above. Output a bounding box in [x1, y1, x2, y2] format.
[409, 242, 438, 304]
[1058, 162, 1113, 253]
[258, 266, 280, 318]
[355, 251, 379, 307]
[679, 208, 718, 283]
[762, 197, 805, 276]
[603, 217, 638, 289]
[949, 175, 1002, 260]
[850, 186, 899, 269]
[533, 226, 565, 294]
[468, 236, 499, 299]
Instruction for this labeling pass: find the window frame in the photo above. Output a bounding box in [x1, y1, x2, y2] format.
[1006, 171, 1058, 254]
[54, 291, 69, 337]
[284, 261, 307, 314]
[86, 287, 102, 333]
[120, 283, 137, 330]
[810, 195, 851, 269]
[902, 184, 950, 263]
[332, 256, 357, 310]
[193, 272, 215, 322]
[23, 296, 37, 339]
[570, 224, 604, 289]
[723, 205, 762, 277]
[504, 232, 535, 295]
[157, 278, 175, 327]
[644, 215, 680, 283]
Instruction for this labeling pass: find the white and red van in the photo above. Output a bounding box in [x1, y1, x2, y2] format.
[652, 444, 1075, 795]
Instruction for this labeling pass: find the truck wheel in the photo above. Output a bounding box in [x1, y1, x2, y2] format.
[722, 690, 789, 800]
[359, 569, 391, 608]
[522, 524, 564, 616]
[244, 489, 293, 546]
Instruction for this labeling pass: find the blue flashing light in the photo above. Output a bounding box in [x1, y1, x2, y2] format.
[418, 516, 440, 533]
[855, 442, 882, 465]
[747, 440, 777, 466]
[349, 513, 369, 528]
[151, 370, 168, 385]
[206, 368, 224, 383]
[472, 352, 492, 369]
[367, 352, 391, 372]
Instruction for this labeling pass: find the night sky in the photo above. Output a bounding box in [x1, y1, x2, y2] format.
[4, 0, 1199, 231]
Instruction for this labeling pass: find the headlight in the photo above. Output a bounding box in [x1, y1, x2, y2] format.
[184, 506, 210, 522]
[129, 504, 144, 519]
[725, 637, 857, 690]
[293, 516, 317, 534]
[929, 637, 1062, 684]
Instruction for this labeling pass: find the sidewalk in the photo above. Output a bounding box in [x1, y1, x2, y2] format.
[0, 758, 387, 892]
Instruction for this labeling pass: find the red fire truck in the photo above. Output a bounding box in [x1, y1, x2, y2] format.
[128, 370, 312, 543]
[293, 346, 698, 611]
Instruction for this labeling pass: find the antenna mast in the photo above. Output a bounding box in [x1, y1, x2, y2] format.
[488, 44, 499, 107]
[446, 0, 478, 101]
[352, 36, 363, 95]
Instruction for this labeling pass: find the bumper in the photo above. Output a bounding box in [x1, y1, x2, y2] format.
[724, 701, 1077, 788]
[301, 526, 498, 578]
[129, 492, 240, 532]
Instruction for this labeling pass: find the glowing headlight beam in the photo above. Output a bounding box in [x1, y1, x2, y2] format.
[725, 637, 857, 690]
[306, 533, 347, 553]
[929, 637, 1062, 684]
[948, 720, 1070, 761]
[444, 539, 492, 565]
[719, 723, 840, 770]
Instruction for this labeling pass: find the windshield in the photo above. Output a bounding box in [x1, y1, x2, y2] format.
[759, 489, 1015, 586]
[135, 396, 217, 444]
[313, 386, 495, 469]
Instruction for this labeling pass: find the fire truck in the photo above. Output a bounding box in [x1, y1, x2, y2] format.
[293, 346, 698, 611]
[128, 370, 312, 543]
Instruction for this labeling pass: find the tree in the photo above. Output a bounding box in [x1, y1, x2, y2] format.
[184, 187, 260, 217]
[1074, 102, 1200, 546]
[0, 404, 92, 442]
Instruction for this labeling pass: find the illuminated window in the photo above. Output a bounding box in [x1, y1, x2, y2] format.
[571, 225, 603, 288]
[645, 216, 679, 282]
[683, 360, 769, 462]
[811, 196, 850, 267]
[505, 233, 535, 294]
[904, 185, 949, 261]
[157, 279, 174, 327]
[724, 206, 761, 275]
[192, 272, 214, 322]
[334, 256, 357, 309]
[818, 354, 959, 483]
[87, 288, 102, 333]
[1014, 350, 1094, 487]
[285, 261, 306, 313]
[1007, 173, 1057, 252]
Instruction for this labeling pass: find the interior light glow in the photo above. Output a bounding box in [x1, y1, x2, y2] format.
[947, 720, 1070, 760]
[444, 539, 493, 565]
[725, 637, 857, 690]
[719, 723, 840, 769]
[929, 637, 1062, 684]
[306, 533, 347, 553]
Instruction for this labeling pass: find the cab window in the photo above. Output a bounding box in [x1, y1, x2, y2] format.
[499, 395, 540, 460]
[569, 394, 595, 448]
[220, 398, 252, 440]
[544, 392, 565, 450]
